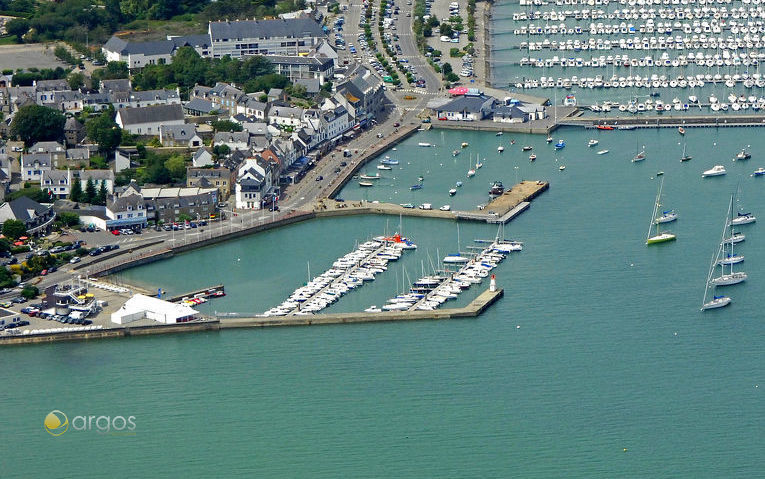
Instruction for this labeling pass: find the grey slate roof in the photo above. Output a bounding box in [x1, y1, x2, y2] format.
[0, 196, 51, 222]
[209, 18, 325, 40]
[171, 34, 211, 48]
[160, 124, 198, 141]
[100, 79, 131, 93]
[295, 78, 321, 94]
[438, 95, 496, 113]
[184, 98, 216, 114]
[117, 104, 184, 126]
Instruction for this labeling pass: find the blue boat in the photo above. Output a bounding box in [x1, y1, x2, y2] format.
[410, 184, 423, 190]
[554, 140, 566, 149]
[381, 157, 399, 165]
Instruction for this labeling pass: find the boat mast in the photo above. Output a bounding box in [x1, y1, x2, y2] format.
[702, 197, 733, 307]
[647, 177, 663, 242]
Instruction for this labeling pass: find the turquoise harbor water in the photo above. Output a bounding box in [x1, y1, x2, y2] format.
[3, 126, 765, 477]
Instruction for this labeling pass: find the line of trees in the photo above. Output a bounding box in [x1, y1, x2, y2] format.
[70, 178, 109, 205]
[132, 47, 288, 94]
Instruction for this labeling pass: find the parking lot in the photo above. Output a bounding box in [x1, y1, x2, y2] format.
[0, 43, 68, 71]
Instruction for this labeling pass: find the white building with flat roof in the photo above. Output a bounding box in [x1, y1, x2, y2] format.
[111, 294, 199, 325]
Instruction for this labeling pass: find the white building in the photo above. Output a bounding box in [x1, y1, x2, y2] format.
[115, 104, 185, 135]
[235, 159, 269, 210]
[111, 294, 199, 325]
[208, 18, 326, 59]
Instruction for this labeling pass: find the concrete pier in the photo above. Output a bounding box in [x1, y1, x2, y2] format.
[315, 180, 549, 224]
[0, 288, 504, 345]
[220, 287, 504, 328]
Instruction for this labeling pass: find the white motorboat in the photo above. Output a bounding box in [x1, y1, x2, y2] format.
[752, 168, 765, 177]
[529, 154, 536, 161]
[443, 254, 470, 264]
[559, 165, 566, 171]
[448, 188, 457, 196]
[364, 305, 382, 313]
[735, 149, 752, 161]
[597, 149, 609, 155]
[440, 205, 451, 211]
[377, 164, 392, 170]
[702, 165, 726, 177]
[497, 145, 505, 152]
[359, 173, 381, 180]
[588, 139, 599, 147]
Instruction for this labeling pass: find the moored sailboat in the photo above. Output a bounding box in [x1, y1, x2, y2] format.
[646, 177, 676, 245]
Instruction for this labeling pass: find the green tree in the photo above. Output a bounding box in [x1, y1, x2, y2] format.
[9, 105, 65, 146]
[92, 61, 129, 81]
[96, 180, 108, 205]
[5, 18, 29, 42]
[84, 177, 96, 203]
[85, 109, 122, 153]
[7, 187, 49, 202]
[57, 211, 81, 227]
[2, 219, 27, 240]
[70, 179, 83, 202]
[164, 154, 187, 182]
[210, 120, 242, 132]
[67, 72, 85, 90]
[21, 286, 40, 299]
[0, 238, 10, 254]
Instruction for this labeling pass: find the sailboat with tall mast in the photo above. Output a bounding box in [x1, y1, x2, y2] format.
[646, 177, 677, 245]
[632, 136, 646, 162]
[701, 198, 735, 310]
[710, 195, 748, 286]
[680, 140, 692, 162]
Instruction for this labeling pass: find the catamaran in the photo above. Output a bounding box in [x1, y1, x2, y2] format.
[710, 195, 747, 286]
[646, 177, 677, 245]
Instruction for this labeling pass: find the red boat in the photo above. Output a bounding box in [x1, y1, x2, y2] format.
[596, 125, 614, 130]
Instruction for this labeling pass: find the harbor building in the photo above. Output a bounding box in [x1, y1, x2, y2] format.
[111, 294, 199, 325]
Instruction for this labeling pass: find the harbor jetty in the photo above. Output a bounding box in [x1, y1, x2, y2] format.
[220, 287, 504, 328]
[0, 287, 504, 345]
[316, 180, 549, 224]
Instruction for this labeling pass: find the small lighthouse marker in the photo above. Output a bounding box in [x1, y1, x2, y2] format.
[490, 274, 496, 292]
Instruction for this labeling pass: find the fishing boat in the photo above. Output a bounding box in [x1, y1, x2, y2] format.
[588, 139, 599, 147]
[646, 177, 676, 245]
[377, 164, 392, 170]
[452, 150, 460, 157]
[735, 149, 751, 161]
[449, 188, 457, 196]
[440, 205, 451, 211]
[678, 126, 686, 135]
[702, 165, 727, 177]
[680, 141, 692, 162]
[496, 131, 503, 136]
[475, 158, 483, 169]
[359, 173, 381, 180]
[418, 142, 432, 147]
[710, 196, 747, 286]
[554, 140, 566, 150]
[753, 168, 765, 177]
[522, 146, 533, 151]
[380, 157, 399, 165]
[489, 181, 505, 197]
[497, 145, 505, 153]
[597, 149, 609, 155]
[529, 154, 536, 161]
[410, 184, 423, 191]
[546, 136, 553, 143]
[461, 142, 469, 148]
[359, 181, 374, 187]
[731, 212, 756, 226]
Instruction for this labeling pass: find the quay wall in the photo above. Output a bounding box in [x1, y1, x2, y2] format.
[0, 289, 503, 345]
[0, 321, 221, 346]
[221, 288, 503, 328]
[72, 239, 166, 271]
[328, 123, 421, 198]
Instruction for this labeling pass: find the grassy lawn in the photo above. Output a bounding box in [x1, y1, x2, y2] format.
[0, 35, 19, 45]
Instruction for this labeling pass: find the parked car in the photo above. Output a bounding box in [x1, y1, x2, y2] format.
[70, 256, 81, 264]
[316, 175, 323, 181]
